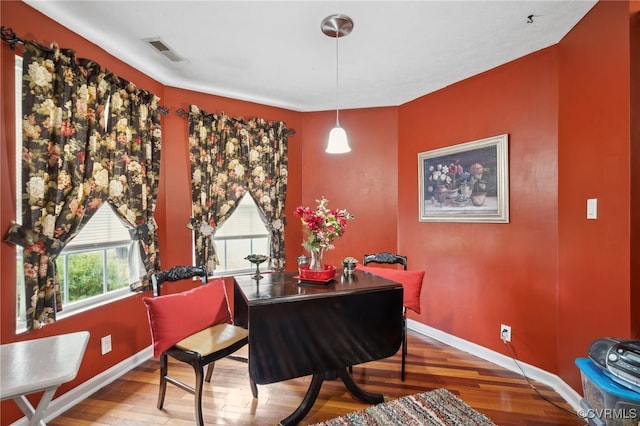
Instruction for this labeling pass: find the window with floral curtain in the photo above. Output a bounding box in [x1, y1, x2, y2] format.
[4, 40, 163, 331]
[187, 105, 289, 273]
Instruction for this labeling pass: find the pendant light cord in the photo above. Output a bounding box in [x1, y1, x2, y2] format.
[335, 28, 340, 126]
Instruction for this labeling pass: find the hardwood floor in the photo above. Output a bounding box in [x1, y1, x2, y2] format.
[49, 332, 587, 425]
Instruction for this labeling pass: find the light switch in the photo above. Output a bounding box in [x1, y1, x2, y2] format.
[587, 198, 597, 219]
[101, 335, 112, 355]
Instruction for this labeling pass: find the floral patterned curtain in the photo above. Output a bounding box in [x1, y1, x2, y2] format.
[187, 105, 289, 272]
[246, 119, 288, 271]
[4, 41, 163, 330]
[104, 78, 162, 292]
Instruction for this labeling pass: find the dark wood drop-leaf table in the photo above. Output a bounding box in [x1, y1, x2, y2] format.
[234, 270, 403, 425]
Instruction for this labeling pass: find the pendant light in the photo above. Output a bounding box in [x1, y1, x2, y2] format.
[322, 14, 353, 154]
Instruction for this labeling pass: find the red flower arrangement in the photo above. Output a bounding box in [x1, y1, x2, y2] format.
[293, 197, 354, 252]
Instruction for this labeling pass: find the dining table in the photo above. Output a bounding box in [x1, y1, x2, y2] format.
[0, 331, 90, 426]
[233, 269, 403, 425]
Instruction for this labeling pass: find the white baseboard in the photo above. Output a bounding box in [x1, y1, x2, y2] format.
[10, 347, 153, 426]
[10, 324, 582, 425]
[407, 319, 583, 412]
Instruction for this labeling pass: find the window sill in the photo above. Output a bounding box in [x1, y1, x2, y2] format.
[62, 288, 132, 315]
[15, 288, 135, 335]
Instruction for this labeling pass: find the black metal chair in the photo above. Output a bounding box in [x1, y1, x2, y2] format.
[363, 252, 408, 270]
[144, 265, 257, 425]
[362, 252, 411, 381]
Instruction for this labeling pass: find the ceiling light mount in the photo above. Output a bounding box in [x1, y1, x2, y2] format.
[321, 14, 354, 39]
[322, 14, 353, 154]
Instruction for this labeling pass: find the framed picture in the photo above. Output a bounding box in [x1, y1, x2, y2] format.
[418, 134, 509, 223]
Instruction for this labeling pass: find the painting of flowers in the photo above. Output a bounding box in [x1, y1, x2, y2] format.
[418, 134, 509, 223]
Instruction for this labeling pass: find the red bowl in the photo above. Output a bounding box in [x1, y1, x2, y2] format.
[298, 264, 336, 281]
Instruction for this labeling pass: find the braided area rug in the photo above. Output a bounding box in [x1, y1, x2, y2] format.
[312, 388, 496, 426]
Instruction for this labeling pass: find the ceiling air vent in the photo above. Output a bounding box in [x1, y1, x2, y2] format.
[144, 38, 184, 62]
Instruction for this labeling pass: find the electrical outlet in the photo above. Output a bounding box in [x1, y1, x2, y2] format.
[101, 335, 112, 355]
[500, 324, 511, 342]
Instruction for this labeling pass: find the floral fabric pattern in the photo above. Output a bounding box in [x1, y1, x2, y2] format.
[4, 41, 162, 331]
[187, 105, 289, 272]
[105, 78, 163, 291]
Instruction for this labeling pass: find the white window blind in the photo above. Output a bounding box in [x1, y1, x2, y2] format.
[215, 195, 269, 238]
[65, 204, 131, 249]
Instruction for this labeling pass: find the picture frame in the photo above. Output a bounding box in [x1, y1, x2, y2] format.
[418, 134, 509, 223]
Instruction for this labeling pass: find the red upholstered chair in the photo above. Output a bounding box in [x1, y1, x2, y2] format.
[358, 253, 425, 381]
[143, 265, 257, 426]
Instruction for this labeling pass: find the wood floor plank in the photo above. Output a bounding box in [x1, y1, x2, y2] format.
[49, 332, 586, 425]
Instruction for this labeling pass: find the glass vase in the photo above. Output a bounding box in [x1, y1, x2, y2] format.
[308, 246, 326, 271]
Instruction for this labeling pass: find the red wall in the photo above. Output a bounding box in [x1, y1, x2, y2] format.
[398, 46, 561, 370]
[396, 0, 636, 391]
[299, 107, 399, 267]
[1, 1, 637, 424]
[556, 1, 636, 385]
[630, 2, 640, 341]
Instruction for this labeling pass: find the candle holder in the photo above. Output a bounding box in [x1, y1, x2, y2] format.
[245, 254, 269, 280]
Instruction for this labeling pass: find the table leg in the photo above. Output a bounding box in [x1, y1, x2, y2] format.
[278, 368, 384, 426]
[13, 386, 56, 426]
[279, 373, 324, 426]
[336, 368, 384, 404]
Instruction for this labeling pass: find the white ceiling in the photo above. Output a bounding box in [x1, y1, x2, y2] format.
[24, 1, 596, 112]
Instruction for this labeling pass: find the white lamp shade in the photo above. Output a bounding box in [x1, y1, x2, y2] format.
[326, 125, 351, 154]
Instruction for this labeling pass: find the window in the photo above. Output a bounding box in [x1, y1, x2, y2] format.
[15, 55, 131, 332]
[54, 204, 131, 308]
[211, 195, 269, 274]
[15, 204, 132, 333]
